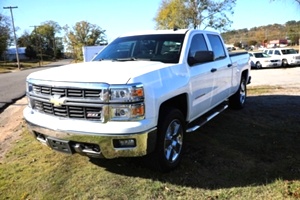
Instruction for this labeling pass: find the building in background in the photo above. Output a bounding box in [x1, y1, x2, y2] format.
[4, 47, 28, 61]
[268, 39, 288, 48]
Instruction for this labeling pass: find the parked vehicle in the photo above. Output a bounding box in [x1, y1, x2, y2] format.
[23, 29, 251, 172]
[263, 47, 300, 67]
[82, 46, 105, 62]
[248, 52, 282, 69]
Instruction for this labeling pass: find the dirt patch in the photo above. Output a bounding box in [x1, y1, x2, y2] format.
[0, 97, 27, 161]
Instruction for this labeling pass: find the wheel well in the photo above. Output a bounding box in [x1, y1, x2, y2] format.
[242, 70, 249, 82]
[158, 94, 188, 121]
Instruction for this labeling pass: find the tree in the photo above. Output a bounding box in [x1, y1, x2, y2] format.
[25, 45, 37, 59]
[154, 0, 190, 29]
[0, 14, 11, 60]
[17, 21, 63, 61]
[18, 31, 37, 59]
[154, 0, 236, 31]
[285, 20, 300, 45]
[36, 21, 62, 59]
[17, 31, 32, 47]
[63, 21, 107, 61]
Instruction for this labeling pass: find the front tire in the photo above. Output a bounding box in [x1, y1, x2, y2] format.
[282, 59, 288, 67]
[255, 61, 262, 69]
[153, 107, 185, 172]
[229, 76, 247, 109]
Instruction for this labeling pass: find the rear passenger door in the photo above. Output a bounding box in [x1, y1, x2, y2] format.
[206, 34, 233, 108]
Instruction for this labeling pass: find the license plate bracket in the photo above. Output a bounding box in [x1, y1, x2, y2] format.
[47, 137, 73, 154]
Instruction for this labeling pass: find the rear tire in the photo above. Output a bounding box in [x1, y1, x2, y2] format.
[152, 107, 185, 172]
[229, 76, 247, 109]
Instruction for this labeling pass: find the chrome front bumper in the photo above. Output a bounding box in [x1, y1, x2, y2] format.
[24, 108, 157, 159]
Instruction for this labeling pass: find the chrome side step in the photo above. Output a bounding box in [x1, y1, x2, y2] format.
[186, 103, 228, 133]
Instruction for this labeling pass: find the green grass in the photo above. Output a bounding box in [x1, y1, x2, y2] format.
[1, 87, 300, 199]
[248, 85, 285, 95]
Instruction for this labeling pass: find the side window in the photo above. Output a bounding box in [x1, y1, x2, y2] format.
[275, 50, 280, 55]
[269, 50, 273, 54]
[207, 34, 226, 60]
[189, 34, 208, 57]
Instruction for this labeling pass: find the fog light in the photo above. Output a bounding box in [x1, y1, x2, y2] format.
[113, 139, 136, 148]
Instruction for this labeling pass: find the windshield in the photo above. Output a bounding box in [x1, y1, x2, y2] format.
[92, 34, 185, 63]
[281, 49, 297, 55]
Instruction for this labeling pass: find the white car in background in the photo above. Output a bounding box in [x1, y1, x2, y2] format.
[248, 52, 282, 69]
[263, 48, 300, 67]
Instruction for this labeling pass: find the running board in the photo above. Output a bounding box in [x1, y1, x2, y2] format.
[186, 103, 228, 133]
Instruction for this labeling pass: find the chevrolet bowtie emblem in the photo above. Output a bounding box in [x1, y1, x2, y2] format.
[49, 95, 66, 107]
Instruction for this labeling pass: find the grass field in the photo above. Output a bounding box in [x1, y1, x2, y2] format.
[0, 87, 299, 199]
[0, 60, 51, 73]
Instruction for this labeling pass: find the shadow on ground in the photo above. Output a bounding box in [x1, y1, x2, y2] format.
[89, 94, 300, 189]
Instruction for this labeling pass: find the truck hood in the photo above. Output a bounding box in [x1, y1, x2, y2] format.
[27, 61, 168, 84]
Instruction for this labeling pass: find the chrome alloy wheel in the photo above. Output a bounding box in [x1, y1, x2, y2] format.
[239, 78, 246, 105]
[163, 119, 183, 163]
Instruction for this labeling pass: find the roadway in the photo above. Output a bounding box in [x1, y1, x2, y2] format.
[0, 59, 72, 113]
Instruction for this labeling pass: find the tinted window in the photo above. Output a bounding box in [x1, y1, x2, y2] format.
[188, 34, 208, 57]
[275, 50, 280, 55]
[207, 34, 226, 60]
[281, 49, 297, 54]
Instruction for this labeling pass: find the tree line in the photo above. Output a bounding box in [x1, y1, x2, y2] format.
[221, 21, 300, 48]
[0, 18, 107, 61]
[1, 0, 299, 62]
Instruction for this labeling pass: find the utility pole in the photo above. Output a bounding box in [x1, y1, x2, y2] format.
[3, 6, 20, 70]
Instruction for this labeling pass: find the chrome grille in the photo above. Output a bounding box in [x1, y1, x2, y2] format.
[32, 85, 102, 98]
[34, 100, 102, 120]
[270, 60, 279, 62]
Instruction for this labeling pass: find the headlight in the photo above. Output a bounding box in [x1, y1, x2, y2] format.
[26, 82, 33, 93]
[108, 83, 145, 121]
[110, 103, 145, 121]
[26, 82, 33, 108]
[110, 84, 144, 102]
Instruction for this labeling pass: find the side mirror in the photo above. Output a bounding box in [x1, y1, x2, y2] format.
[188, 51, 214, 65]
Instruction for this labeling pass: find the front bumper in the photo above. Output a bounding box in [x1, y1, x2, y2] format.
[289, 60, 300, 66]
[263, 62, 281, 68]
[24, 107, 157, 159]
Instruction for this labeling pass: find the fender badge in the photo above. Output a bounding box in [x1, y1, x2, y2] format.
[49, 95, 66, 107]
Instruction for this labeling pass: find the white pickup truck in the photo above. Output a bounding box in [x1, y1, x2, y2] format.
[23, 29, 251, 172]
[263, 47, 300, 67]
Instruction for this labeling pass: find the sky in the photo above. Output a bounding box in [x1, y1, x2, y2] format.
[1, 0, 300, 43]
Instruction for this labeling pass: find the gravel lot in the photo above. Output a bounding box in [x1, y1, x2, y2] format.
[249, 66, 300, 88]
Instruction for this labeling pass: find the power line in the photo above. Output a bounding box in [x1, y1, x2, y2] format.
[3, 6, 20, 70]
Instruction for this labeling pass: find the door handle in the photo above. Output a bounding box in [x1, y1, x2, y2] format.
[227, 64, 232, 67]
[211, 68, 217, 72]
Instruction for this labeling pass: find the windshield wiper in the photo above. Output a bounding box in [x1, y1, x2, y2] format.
[113, 57, 137, 61]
